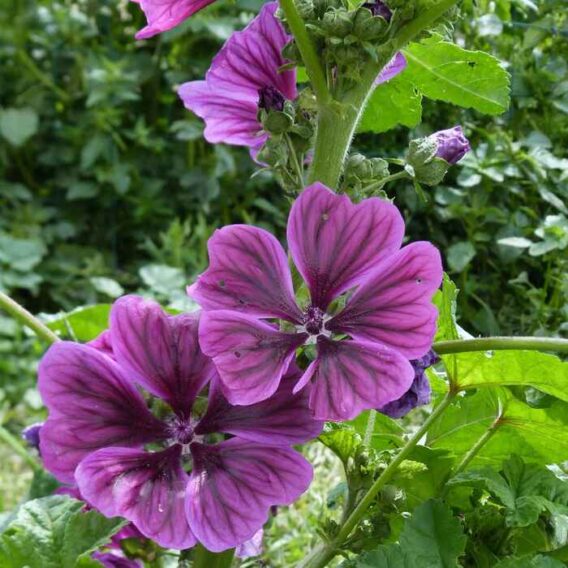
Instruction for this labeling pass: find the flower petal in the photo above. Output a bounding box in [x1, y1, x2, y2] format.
[375, 52, 407, 84]
[189, 225, 302, 322]
[287, 183, 405, 310]
[110, 296, 214, 416]
[307, 337, 414, 421]
[327, 242, 443, 359]
[196, 365, 323, 445]
[135, 0, 214, 39]
[38, 342, 166, 483]
[178, 81, 264, 148]
[187, 439, 312, 552]
[206, 3, 297, 101]
[76, 446, 195, 550]
[199, 311, 307, 405]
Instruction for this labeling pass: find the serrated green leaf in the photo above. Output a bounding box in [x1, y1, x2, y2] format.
[319, 423, 363, 465]
[0, 496, 125, 567]
[403, 36, 510, 115]
[345, 543, 415, 567]
[433, 274, 459, 342]
[446, 350, 568, 403]
[495, 554, 566, 568]
[359, 74, 422, 134]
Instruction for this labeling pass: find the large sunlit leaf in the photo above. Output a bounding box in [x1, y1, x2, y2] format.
[403, 36, 510, 115]
[44, 304, 111, 341]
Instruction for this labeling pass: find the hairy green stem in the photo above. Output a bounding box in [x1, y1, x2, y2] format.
[308, 0, 460, 190]
[279, 0, 330, 105]
[300, 392, 456, 568]
[0, 424, 42, 473]
[191, 545, 235, 568]
[434, 336, 568, 355]
[363, 410, 377, 446]
[361, 170, 410, 194]
[0, 291, 60, 345]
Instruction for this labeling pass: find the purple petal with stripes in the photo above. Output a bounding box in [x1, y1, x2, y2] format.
[76, 445, 195, 550]
[199, 311, 307, 405]
[38, 342, 166, 483]
[307, 337, 415, 421]
[187, 439, 312, 552]
[196, 365, 323, 445]
[327, 242, 443, 359]
[287, 183, 405, 310]
[189, 225, 302, 322]
[110, 296, 214, 416]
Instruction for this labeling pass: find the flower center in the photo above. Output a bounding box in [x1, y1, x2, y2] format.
[168, 416, 194, 445]
[303, 306, 325, 336]
[258, 85, 285, 112]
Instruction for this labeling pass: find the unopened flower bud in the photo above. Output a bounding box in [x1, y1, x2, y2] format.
[363, 0, 391, 21]
[258, 86, 286, 112]
[430, 126, 471, 164]
[22, 422, 43, 453]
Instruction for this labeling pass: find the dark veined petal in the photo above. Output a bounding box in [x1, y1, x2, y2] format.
[76, 445, 195, 550]
[306, 337, 415, 422]
[196, 365, 323, 445]
[189, 225, 302, 322]
[199, 311, 307, 405]
[110, 296, 214, 416]
[287, 183, 405, 310]
[328, 242, 443, 359]
[38, 342, 166, 483]
[186, 439, 312, 552]
[135, 0, 215, 39]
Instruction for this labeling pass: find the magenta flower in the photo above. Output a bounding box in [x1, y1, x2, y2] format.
[38, 296, 320, 552]
[375, 52, 407, 85]
[133, 0, 214, 39]
[178, 2, 296, 151]
[191, 183, 443, 422]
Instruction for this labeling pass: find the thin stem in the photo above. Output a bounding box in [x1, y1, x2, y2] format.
[434, 336, 568, 355]
[361, 170, 410, 194]
[191, 545, 235, 568]
[285, 133, 304, 188]
[300, 392, 456, 568]
[0, 291, 60, 345]
[17, 50, 70, 102]
[279, 0, 330, 105]
[0, 424, 42, 473]
[363, 410, 377, 446]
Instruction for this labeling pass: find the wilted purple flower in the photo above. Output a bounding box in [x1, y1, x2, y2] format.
[22, 422, 43, 453]
[364, 0, 392, 20]
[378, 349, 438, 418]
[38, 296, 320, 552]
[178, 3, 296, 151]
[133, 0, 215, 39]
[431, 126, 471, 164]
[191, 183, 443, 422]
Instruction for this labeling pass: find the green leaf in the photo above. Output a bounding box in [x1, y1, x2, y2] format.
[359, 74, 422, 134]
[403, 36, 510, 115]
[90, 277, 125, 299]
[446, 350, 568, 403]
[346, 544, 415, 567]
[0, 496, 125, 567]
[433, 273, 459, 342]
[0, 107, 39, 147]
[495, 555, 566, 568]
[348, 410, 404, 451]
[319, 423, 363, 466]
[45, 304, 111, 341]
[428, 389, 568, 466]
[447, 241, 476, 273]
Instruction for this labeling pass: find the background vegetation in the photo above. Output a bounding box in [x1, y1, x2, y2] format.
[0, 0, 567, 563]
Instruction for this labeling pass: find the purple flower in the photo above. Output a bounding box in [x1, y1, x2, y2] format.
[236, 529, 263, 558]
[38, 296, 320, 552]
[378, 349, 438, 418]
[375, 52, 407, 85]
[190, 183, 443, 422]
[133, 0, 215, 39]
[22, 422, 43, 453]
[178, 3, 296, 151]
[364, 0, 392, 21]
[431, 126, 471, 164]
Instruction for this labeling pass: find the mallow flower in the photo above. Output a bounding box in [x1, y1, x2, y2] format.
[378, 349, 438, 418]
[133, 0, 215, 39]
[178, 2, 297, 152]
[430, 126, 471, 164]
[38, 295, 321, 552]
[191, 183, 443, 422]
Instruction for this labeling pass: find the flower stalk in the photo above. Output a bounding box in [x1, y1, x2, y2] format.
[434, 336, 568, 355]
[300, 391, 456, 568]
[0, 291, 60, 345]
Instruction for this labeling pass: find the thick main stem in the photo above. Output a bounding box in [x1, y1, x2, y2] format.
[434, 336, 568, 355]
[0, 291, 60, 345]
[300, 392, 455, 568]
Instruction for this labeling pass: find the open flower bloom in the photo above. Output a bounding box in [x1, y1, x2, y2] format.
[38, 296, 320, 552]
[133, 0, 215, 39]
[378, 349, 438, 418]
[191, 183, 443, 421]
[178, 2, 296, 151]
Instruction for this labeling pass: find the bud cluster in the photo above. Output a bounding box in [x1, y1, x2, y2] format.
[341, 153, 390, 196]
